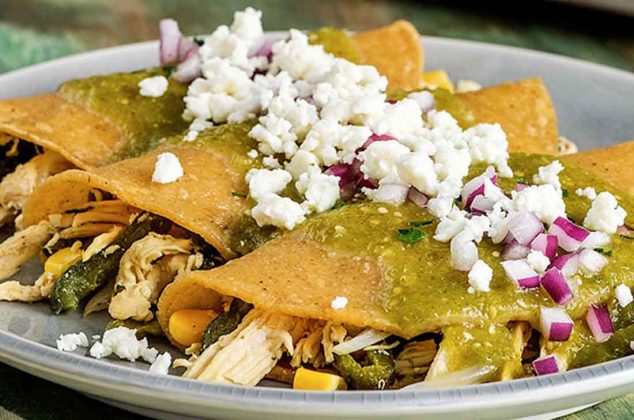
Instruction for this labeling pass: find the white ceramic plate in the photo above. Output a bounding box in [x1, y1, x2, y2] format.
[1, 36, 634, 420]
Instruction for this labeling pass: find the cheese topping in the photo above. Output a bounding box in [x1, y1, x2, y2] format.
[152, 152, 184, 184]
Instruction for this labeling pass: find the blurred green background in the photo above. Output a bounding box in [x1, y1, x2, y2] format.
[0, 0, 633, 419]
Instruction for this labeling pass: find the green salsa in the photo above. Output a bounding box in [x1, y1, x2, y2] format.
[58, 68, 188, 160]
[289, 154, 634, 338]
[308, 27, 363, 64]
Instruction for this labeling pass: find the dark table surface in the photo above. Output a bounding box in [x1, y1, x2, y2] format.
[0, 1, 633, 418]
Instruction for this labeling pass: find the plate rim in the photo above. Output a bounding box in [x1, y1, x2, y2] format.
[1, 35, 634, 417]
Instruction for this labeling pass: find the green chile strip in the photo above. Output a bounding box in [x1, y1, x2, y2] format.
[571, 324, 634, 368]
[333, 350, 396, 390]
[201, 298, 253, 350]
[49, 213, 171, 313]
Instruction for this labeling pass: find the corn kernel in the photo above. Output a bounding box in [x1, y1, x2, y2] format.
[44, 247, 82, 278]
[422, 70, 454, 93]
[292, 367, 347, 391]
[169, 309, 219, 347]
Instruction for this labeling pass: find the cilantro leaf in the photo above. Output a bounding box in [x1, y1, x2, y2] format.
[397, 228, 424, 244]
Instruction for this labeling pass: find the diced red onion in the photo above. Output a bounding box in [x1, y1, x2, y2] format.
[508, 211, 544, 246]
[461, 166, 497, 209]
[357, 176, 378, 189]
[578, 249, 608, 274]
[540, 307, 574, 341]
[177, 37, 198, 62]
[586, 304, 614, 343]
[501, 260, 540, 288]
[515, 182, 529, 192]
[407, 187, 428, 208]
[502, 240, 531, 261]
[548, 217, 590, 252]
[159, 19, 182, 65]
[541, 268, 573, 305]
[532, 355, 560, 376]
[530, 233, 558, 259]
[470, 195, 495, 215]
[548, 253, 580, 277]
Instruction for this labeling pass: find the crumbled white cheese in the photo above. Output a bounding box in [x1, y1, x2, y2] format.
[377, 207, 388, 214]
[297, 172, 340, 213]
[512, 184, 566, 225]
[149, 352, 172, 375]
[526, 250, 550, 274]
[246, 168, 292, 199]
[615, 284, 633, 308]
[286, 150, 320, 179]
[407, 90, 435, 112]
[89, 327, 158, 363]
[468, 260, 493, 292]
[463, 123, 512, 178]
[56, 332, 89, 352]
[583, 191, 627, 234]
[397, 152, 438, 196]
[184, 130, 199, 142]
[434, 207, 467, 242]
[247, 149, 259, 159]
[138, 76, 169, 98]
[532, 160, 564, 190]
[331, 296, 348, 310]
[152, 152, 184, 184]
[359, 140, 410, 184]
[450, 231, 479, 271]
[250, 193, 306, 229]
[363, 184, 409, 206]
[575, 187, 597, 200]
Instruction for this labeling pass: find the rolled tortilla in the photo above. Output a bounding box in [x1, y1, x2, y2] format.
[156, 154, 634, 344]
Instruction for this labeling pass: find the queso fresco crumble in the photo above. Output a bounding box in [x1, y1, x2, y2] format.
[163, 7, 627, 295]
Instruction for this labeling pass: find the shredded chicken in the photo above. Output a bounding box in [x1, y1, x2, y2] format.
[0, 151, 72, 224]
[0, 221, 54, 281]
[182, 309, 308, 386]
[108, 233, 200, 322]
[82, 226, 123, 261]
[322, 321, 347, 363]
[292, 320, 326, 367]
[0, 272, 55, 302]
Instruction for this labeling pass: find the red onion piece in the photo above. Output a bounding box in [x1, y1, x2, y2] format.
[530, 233, 558, 259]
[461, 166, 496, 209]
[159, 19, 182, 65]
[541, 267, 573, 305]
[177, 37, 198, 62]
[407, 187, 428, 208]
[548, 253, 580, 278]
[502, 240, 531, 261]
[508, 211, 544, 246]
[586, 304, 614, 343]
[532, 355, 560, 376]
[470, 195, 495, 215]
[548, 217, 590, 252]
[501, 260, 540, 288]
[540, 307, 574, 341]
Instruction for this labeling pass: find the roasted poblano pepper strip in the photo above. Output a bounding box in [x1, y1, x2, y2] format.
[49, 213, 171, 313]
[611, 300, 634, 330]
[190, 233, 225, 270]
[201, 298, 253, 350]
[106, 318, 163, 337]
[571, 324, 634, 368]
[333, 350, 396, 390]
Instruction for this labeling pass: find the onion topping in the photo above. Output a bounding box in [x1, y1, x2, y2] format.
[332, 328, 391, 355]
[159, 19, 182, 66]
[540, 267, 573, 305]
[407, 187, 428, 208]
[508, 211, 544, 246]
[532, 355, 560, 376]
[540, 307, 574, 341]
[548, 217, 590, 252]
[548, 253, 580, 277]
[586, 304, 614, 343]
[501, 260, 540, 288]
[461, 166, 496, 209]
[530, 233, 558, 259]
